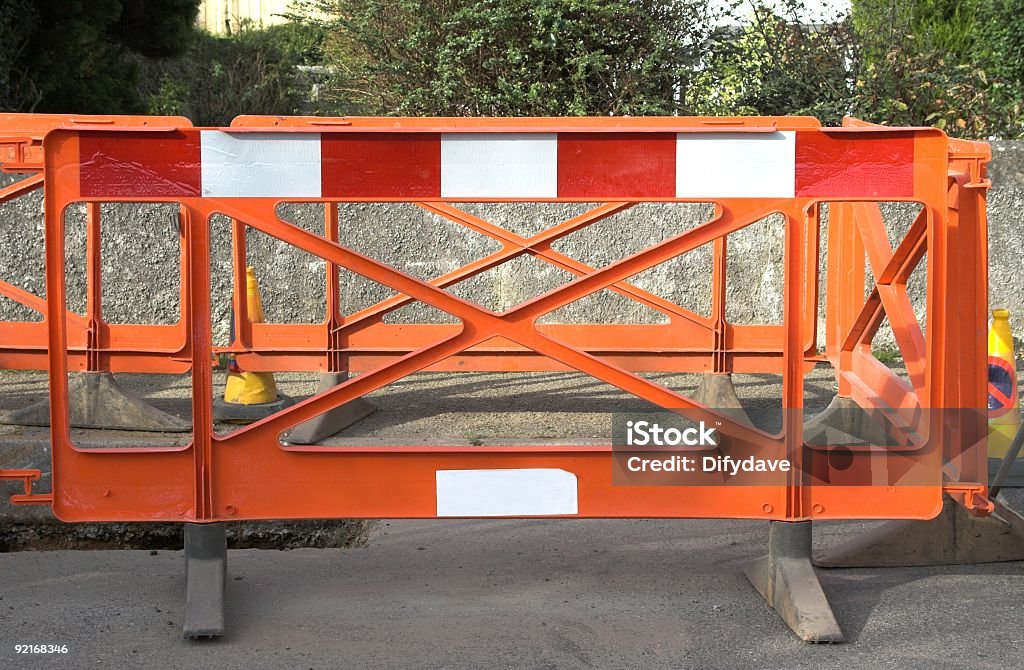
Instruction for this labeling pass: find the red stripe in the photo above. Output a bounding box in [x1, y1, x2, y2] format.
[794, 132, 914, 198]
[557, 133, 675, 198]
[79, 130, 201, 197]
[321, 134, 441, 198]
[990, 384, 1013, 409]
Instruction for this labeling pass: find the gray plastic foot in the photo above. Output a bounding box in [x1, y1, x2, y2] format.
[183, 522, 226, 639]
[694, 373, 752, 424]
[744, 521, 845, 643]
[284, 372, 376, 445]
[0, 371, 190, 432]
[804, 396, 896, 447]
[814, 497, 1024, 567]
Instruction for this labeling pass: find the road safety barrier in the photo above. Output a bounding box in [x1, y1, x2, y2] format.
[0, 114, 194, 431]
[0, 114, 999, 642]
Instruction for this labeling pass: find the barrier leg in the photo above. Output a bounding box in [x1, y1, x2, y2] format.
[693, 373, 752, 424]
[803, 396, 895, 446]
[0, 371, 191, 432]
[183, 522, 227, 639]
[283, 371, 376, 444]
[744, 520, 844, 643]
[814, 496, 1024, 567]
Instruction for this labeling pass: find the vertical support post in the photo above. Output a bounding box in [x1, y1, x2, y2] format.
[950, 174, 988, 487]
[186, 204, 215, 520]
[183, 522, 227, 639]
[325, 202, 347, 376]
[745, 206, 843, 643]
[825, 202, 864, 398]
[230, 218, 250, 348]
[182, 205, 227, 639]
[711, 235, 727, 374]
[285, 203, 376, 445]
[85, 201, 102, 372]
[804, 203, 821, 358]
[783, 206, 807, 519]
[693, 225, 750, 420]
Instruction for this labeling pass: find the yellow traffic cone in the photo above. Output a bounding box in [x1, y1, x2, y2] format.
[214, 266, 294, 423]
[988, 309, 1021, 459]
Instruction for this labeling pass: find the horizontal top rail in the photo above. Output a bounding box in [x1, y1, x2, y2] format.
[49, 123, 953, 203]
[0, 114, 192, 172]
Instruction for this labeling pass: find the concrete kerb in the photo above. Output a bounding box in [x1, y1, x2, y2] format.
[814, 496, 1024, 568]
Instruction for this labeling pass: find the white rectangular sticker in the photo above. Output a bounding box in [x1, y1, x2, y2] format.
[201, 131, 322, 198]
[676, 131, 796, 198]
[436, 468, 578, 517]
[441, 133, 558, 198]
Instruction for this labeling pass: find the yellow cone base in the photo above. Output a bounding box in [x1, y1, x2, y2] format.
[215, 371, 294, 424]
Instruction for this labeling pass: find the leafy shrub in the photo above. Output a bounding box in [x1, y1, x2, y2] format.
[139, 26, 313, 125]
[297, 0, 713, 116]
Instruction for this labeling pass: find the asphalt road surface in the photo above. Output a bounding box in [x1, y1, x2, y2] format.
[2, 517, 1023, 670]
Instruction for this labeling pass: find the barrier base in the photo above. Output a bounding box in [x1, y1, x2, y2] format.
[213, 394, 294, 424]
[284, 372, 376, 445]
[183, 522, 227, 639]
[0, 371, 190, 432]
[814, 497, 1024, 567]
[744, 521, 844, 643]
[994, 489, 1024, 537]
[694, 373, 752, 424]
[804, 395, 896, 446]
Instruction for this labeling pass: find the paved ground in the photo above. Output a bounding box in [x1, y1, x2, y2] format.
[1, 517, 1023, 669]
[3, 366, 1023, 668]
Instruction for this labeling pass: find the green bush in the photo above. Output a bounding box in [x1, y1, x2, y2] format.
[297, 0, 712, 116]
[139, 26, 316, 125]
[691, 0, 1023, 138]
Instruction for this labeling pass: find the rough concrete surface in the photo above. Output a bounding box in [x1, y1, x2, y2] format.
[0, 518, 1023, 669]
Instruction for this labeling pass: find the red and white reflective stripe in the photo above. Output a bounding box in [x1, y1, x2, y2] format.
[676, 132, 795, 198]
[78, 130, 915, 199]
[201, 131, 321, 197]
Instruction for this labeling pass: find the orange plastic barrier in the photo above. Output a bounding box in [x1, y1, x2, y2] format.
[0, 114, 193, 374]
[4, 115, 992, 524]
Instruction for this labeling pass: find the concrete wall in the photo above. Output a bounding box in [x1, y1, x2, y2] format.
[2, 140, 1023, 354]
[197, 0, 292, 34]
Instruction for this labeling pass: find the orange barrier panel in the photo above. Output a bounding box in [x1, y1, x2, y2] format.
[0, 114, 194, 375]
[8, 116, 990, 524]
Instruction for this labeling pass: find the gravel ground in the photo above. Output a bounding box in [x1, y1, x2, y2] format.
[0, 366, 845, 446]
